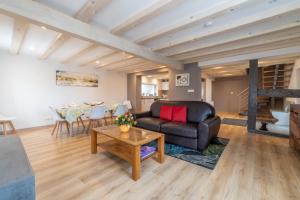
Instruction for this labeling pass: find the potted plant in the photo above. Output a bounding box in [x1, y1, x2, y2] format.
[115, 113, 137, 132]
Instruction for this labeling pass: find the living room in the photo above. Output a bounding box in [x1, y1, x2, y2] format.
[1, 0, 300, 200]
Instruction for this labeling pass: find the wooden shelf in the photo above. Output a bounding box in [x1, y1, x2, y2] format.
[290, 106, 300, 156]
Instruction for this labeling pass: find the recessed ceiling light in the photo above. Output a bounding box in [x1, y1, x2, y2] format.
[56, 33, 62, 39]
[41, 26, 47, 30]
[95, 60, 100, 64]
[29, 46, 35, 51]
[213, 66, 223, 69]
[228, 8, 235, 13]
[224, 73, 233, 76]
[203, 21, 213, 28]
[268, 0, 277, 4]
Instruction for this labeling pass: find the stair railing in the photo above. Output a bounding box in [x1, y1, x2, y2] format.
[237, 87, 249, 114]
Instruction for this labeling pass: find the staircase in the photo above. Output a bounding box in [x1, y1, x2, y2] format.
[237, 88, 271, 115]
[262, 64, 293, 89]
[238, 64, 293, 115]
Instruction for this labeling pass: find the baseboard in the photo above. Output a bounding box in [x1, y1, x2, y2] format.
[12, 124, 54, 132]
[254, 129, 289, 138]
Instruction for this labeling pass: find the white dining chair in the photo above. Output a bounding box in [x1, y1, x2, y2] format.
[49, 107, 70, 137]
[0, 114, 16, 136]
[123, 100, 133, 111]
[113, 104, 129, 117]
[86, 105, 108, 134]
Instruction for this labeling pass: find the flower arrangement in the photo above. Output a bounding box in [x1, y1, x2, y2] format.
[115, 113, 137, 132]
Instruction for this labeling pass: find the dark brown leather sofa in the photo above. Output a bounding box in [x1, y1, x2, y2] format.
[134, 100, 221, 150]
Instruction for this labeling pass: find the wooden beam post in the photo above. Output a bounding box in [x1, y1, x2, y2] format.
[247, 59, 258, 132]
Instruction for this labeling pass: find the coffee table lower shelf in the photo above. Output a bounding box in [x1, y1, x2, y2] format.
[91, 129, 165, 181]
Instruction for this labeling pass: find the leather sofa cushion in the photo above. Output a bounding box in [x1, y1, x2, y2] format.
[172, 106, 187, 123]
[161, 122, 198, 139]
[160, 106, 173, 120]
[136, 117, 168, 132]
[150, 101, 215, 123]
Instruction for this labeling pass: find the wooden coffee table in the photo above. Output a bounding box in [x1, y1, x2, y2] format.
[91, 126, 165, 181]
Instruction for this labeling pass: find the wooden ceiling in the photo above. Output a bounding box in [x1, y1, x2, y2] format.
[0, 0, 299, 73]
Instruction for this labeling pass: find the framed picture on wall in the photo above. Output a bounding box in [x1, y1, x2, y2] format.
[56, 71, 98, 87]
[176, 73, 190, 86]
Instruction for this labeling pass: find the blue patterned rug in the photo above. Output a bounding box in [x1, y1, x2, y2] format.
[146, 137, 229, 170]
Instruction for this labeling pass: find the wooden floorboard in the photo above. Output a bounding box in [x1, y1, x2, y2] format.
[15, 113, 300, 200]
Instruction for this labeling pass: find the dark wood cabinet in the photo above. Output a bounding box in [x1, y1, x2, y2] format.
[290, 105, 300, 156]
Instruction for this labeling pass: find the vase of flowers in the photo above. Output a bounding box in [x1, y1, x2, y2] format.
[115, 113, 137, 132]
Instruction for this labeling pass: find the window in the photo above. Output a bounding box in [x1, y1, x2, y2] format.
[142, 84, 157, 96]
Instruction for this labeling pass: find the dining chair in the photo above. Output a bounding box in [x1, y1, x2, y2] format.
[0, 114, 16, 136]
[113, 104, 129, 117]
[86, 105, 108, 134]
[49, 107, 70, 137]
[123, 100, 133, 111]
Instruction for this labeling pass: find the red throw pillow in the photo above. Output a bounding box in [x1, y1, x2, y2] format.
[160, 106, 173, 120]
[173, 106, 187, 123]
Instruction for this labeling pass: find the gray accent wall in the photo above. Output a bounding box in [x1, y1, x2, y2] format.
[212, 76, 249, 113]
[127, 63, 203, 111]
[168, 63, 202, 101]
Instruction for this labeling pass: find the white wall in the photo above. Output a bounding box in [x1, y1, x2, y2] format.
[288, 58, 300, 104]
[201, 72, 214, 105]
[0, 51, 127, 129]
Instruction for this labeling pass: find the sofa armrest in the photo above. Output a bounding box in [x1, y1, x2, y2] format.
[133, 111, 152, 119]
[197, 116, 221, 150]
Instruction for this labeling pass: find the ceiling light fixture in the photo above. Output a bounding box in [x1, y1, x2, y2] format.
[203, 21, 213, 28]
[29, 46, 35, 51]
[95, 60, 100, 64]
[41, 26, 47, 30]
[213, 66, 223, 69]
[224, 73, 233, 76]
[268, 0, 277, 4]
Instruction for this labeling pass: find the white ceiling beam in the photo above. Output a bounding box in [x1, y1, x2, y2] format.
[122, 66, 164, 74]
[40, 33, 69, 59]
[110, 0, 175, 35]
[80, 51, 118, 67]
[173, 27, 300, 60]
[161, 16, 300, 57]
[40, 0, 109, 60]
[135, 0, 249, 43]
[197, 46, 300, 68]
[117, 64, 161, 73]
[153, 3, 300, 51]
[96, 56, 135, 68]
[10, 18, 29, 54]
[101, 58, 145, 70]
[0, 0, 182, 69]
[111, 62, 154, 71]
[62, 43, 98, 64]
[74, 0, 111, 23]
[185, 37, 300, 63]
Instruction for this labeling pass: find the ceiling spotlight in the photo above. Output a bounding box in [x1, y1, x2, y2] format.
[203, 21, 213, 28]
[29, 46, 35, 51]
[41, 26, 47, 30]
[224, 73, 233, 76]
[127, 55, 134, 58]
[95, 60, 100, 64]
[213, 66, 223, 69]
[268, 0, 277, 4]
[228, 8, 235, 13]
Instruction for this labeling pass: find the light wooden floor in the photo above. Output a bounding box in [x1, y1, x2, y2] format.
[16, 113, 300, 200]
